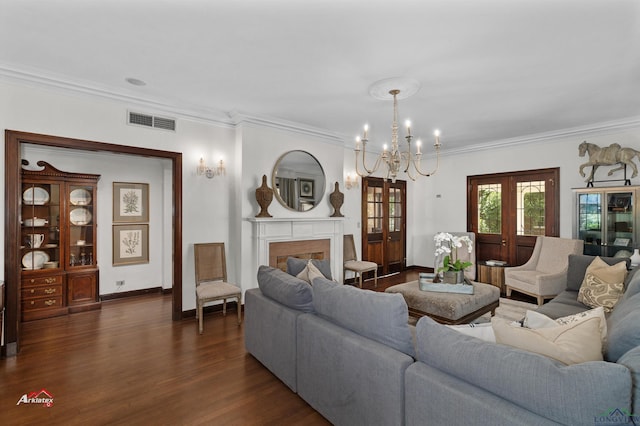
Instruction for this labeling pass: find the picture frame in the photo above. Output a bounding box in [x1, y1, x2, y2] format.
[113, 224, 149, 266]
[113, 182, 149, 223]
[299, 178, 314, 198]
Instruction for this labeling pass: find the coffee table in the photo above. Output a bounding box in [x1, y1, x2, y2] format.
[385, 280, 500, 325]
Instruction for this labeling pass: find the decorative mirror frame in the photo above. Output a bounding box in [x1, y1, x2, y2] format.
[272, 150, 326, 212]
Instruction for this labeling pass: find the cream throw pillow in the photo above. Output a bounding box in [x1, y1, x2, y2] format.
[577, 257, 627, 312]
[524, 306, 608, 346]
[296, 260, 325, 285]
[492, 316, 603, 365]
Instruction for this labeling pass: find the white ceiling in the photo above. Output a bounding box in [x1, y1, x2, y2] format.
[1, 0, 639, 151]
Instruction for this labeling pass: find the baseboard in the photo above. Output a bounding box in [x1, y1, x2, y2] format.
[101, 287, 166, 301]
[181, 301, 242, 319]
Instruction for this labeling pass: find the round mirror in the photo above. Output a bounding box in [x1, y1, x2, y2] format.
[272, 150, 325, 212]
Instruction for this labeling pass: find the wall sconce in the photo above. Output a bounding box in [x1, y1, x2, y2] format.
[197, 157, 226, 179]
[345, 173, 359, 190]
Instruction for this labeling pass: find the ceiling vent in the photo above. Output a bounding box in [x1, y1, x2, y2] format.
[128, 111, 176, 131]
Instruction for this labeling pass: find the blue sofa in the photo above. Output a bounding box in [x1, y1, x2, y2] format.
[245, 257, 640, 425]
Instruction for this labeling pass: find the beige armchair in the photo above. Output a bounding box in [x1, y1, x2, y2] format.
[504, 236, 584, 305]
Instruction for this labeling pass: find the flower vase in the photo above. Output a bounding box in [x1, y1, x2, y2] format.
[443, 270, 464, 284]
[630, 248, 640, 267]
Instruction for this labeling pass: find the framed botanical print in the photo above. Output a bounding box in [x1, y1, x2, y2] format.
[113, 182, 149, 223]
[113, 224, 149, 265]
[299, 178, 314, 198]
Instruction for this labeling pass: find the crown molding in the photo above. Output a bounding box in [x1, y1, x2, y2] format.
[441, 116, 640, 157]
[1, 64, 638, 152]
[0, 64, 234, 128]
[228, 111, 346, 145]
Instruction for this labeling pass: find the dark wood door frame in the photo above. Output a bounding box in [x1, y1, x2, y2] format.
[467, 168, 559, 266]
[4, 130, 183, 357]
[361, 177, 407, 276]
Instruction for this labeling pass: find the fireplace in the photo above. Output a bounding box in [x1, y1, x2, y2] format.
[248, 217, 344, 282]
[269, 239, 331, 272]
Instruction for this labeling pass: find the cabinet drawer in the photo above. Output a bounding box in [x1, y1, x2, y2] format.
[22, 296, 64, 311]
[22, 284, 64, 299]
[23, 275, 64, 287]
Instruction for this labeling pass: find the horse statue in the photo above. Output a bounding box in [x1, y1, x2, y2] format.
[578, 141, 640, 184]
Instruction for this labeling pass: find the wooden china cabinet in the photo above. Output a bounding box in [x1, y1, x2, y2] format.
[20, 160, 100, 321]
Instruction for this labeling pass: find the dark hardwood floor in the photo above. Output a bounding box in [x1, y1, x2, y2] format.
[1, 269, 532, 425]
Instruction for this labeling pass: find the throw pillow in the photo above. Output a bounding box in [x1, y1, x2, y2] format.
[295, 260, 325, 285]
[524, 307, 608, 346]
[446, 322, 498, 342]
[491, 316, 603, 365]
[286, 257, 333, 280]
[577, 257, 627, 312]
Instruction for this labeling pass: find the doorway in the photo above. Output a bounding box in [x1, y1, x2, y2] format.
[467, 168, 559, 267]
[4, 130, 183, 357]
[361, 177, 407, 277]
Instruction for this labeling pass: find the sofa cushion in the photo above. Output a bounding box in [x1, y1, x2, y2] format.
[566, 254, 628, 292]
[257, 265, 314, 313]
[312, 277, 415, 357]
[534, 290, 590, 319]
[416, 316, 633, 425]
[606, 292, 640, 362]
[621, 265, 640, 302]
[618, 346, 640, 417]
[287, 257, 332, 280]
[295, 260, 325, 284]
[492, 316, 603, 364]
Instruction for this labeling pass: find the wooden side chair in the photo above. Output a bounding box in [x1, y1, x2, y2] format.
[194, 242, 242, 334]
[343, 234, 378, 288]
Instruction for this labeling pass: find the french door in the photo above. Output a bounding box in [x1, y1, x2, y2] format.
[361, 177, 406, 276]
[467, 168, 560, 267]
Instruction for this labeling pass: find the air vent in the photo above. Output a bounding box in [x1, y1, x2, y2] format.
[128, 111, 176, 132]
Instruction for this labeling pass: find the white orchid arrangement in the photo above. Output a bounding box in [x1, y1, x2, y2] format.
[434, 232, 473, 273]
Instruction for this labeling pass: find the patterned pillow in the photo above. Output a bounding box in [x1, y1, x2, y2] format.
[578, 257, 627, 312]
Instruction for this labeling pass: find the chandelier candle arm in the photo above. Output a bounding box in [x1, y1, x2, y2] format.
[354, 87, 441, 182]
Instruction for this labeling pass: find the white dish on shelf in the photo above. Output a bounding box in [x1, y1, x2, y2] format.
[44, 243, 58, 248]
[70, 188, 92, 205]
[24, 217, 48, 226]
[70, 207, 92, 225]
[22, 250, 50, 270]
[23, 187, 50, 205]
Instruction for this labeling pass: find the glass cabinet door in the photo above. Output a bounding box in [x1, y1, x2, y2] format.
[576, 188, 637, 257]
[68, 185, 95, 268]
[21, 182, 61, 270]
[605, 191, 634, 257]
[578, 192, 603, 256]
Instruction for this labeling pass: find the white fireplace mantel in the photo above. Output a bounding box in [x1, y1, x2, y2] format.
[246, 217, 344, 282]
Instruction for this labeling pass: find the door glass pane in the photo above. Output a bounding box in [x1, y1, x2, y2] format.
[388, 188, 402, 232]
[367, 187, 383, 233]
[516, 180, 545, 236]
[478, 183, 501, 234]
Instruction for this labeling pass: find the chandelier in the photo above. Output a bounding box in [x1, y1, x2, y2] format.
[354, 86, 441, 183]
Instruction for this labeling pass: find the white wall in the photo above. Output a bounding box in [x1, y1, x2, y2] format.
[410, 127, 640, 268]
[2, 77, 640, 311]
[0, 80, 236, 312]
[21, 145, 169, 295]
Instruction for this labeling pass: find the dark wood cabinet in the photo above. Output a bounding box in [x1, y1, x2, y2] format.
[20, 161, 100, 321]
